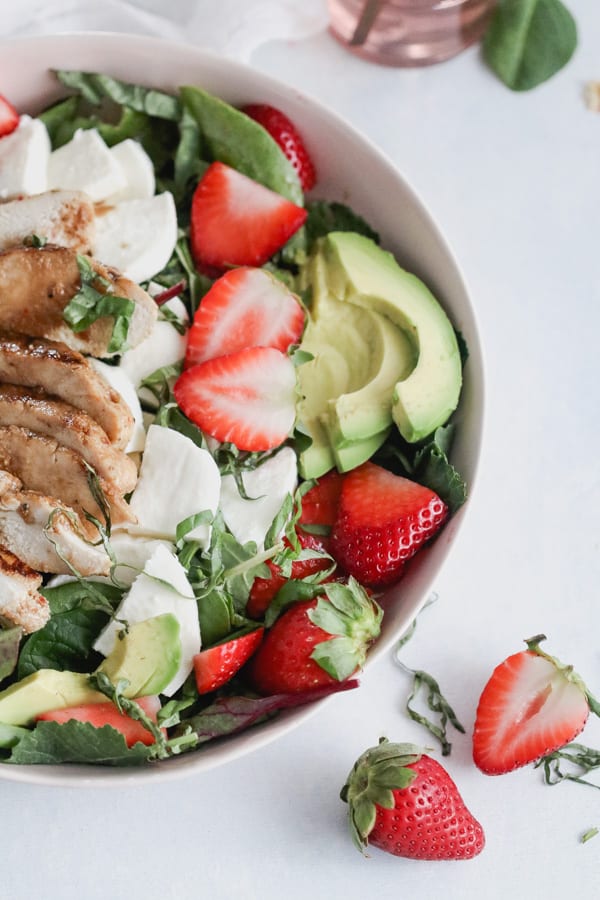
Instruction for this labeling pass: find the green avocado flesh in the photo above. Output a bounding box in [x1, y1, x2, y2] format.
[321, 232, 462, 444]
[97, 614, 181, 697]
[0, 670, 106, 727]
[0, 614, 181, 726]
[297, 254, 414, 478]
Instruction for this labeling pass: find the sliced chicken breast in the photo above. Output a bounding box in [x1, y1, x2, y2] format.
[0, 384, 137, 494]
[0, 190, 95, 254]
[0, 470, 110, 576]
[0, 425, 135, 536]
[0, 244, 157, 357]
[0, 332, 133, 448]
[0, 544, 49, 633]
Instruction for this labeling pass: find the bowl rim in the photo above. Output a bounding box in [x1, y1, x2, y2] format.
[0, 30, 486, 786]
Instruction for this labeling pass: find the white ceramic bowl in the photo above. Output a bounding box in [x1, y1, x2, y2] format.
[0, 32, 484, 786]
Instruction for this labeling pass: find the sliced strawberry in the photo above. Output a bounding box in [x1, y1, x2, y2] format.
[0, 95, 19, 138]
[242, 104, 317, 192]
[36, 696, 164, 748]
[330, 462, 447, 587]
[174, 346, 297, 451]
[190, 161, 307, 271]
[193, 628, 264, 694]
[184, 267, 305, 369]
[247, 532, 333, 619]
[473, 636, 591, 775]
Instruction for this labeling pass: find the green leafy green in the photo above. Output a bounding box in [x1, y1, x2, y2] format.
[7, 720, 153, 766]
[0, 627, 22, 683]
[55, 70, 181, 119]
[483, 0, 577, 91]
[393, 604, 465, 756]
[305, 200, 379, 251]
[535, 742, 600, 790]
[63, 255, 135, 353]
[180, 85, 303, 205]
[18, 583, 123, 679]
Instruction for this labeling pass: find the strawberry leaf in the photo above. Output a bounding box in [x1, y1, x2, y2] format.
[311, 636, 359, 681]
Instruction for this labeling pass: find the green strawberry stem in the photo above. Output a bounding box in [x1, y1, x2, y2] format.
[308, 578, 382, 681]
[341, 737, 423, 853]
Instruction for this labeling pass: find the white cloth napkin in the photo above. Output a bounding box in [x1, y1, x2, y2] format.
[2, 0, 330, 62]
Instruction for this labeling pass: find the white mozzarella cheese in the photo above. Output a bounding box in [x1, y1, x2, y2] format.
[94, 192, 178, 284]
[47, 128, 126, 201]
[127, 425, 220, 547]
[89, 359, 146, 453]
[106, 139, 155, 202]
[93, 544, 200, 696]
[119, 297, 188, 393]
[109, 532, 175, 586]
[219, 447, 298, 549]
[0, 116, 50, 198]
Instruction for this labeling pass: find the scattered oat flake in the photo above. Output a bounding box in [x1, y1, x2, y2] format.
[584, 82, 600, 112]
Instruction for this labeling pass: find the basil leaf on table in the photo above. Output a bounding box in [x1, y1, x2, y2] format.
[483, 0, 577, 91]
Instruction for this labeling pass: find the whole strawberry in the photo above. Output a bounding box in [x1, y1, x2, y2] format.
[341, 738, 485, 860]
[330, 462, 448, 587]
[473, 635, 597, 775]
[242, 103, 317, 192]
[248, 578, 382, 694]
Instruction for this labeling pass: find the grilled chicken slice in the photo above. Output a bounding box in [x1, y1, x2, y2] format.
[0, 544, 49, 633]
[0, 384, 137, 494]
[0, 470, 110, 576]
[0, 190, 95, 254]
[0, 244, 157, 357]
[0, 425, 135, 536]
[0, 332, 133, 448]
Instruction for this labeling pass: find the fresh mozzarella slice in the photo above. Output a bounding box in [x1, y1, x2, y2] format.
[119, 297, 188, 396]
[127, 425, 220, 547]
[93, 544, 200, 696]
[219, 447, 298, 549]
[110, 532, 175, 586]
[0, 116, 50, 199]
[47, 128, 126, 201]
[106, 139, 155, 202]
[94, 193, 178, 284]
[89, 359, 146, 453]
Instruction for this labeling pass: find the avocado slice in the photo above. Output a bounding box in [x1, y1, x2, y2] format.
[0, 670, 106, 726]
[321, 232, 462, 443]
[297, 254, 413, 479]
[97, 614, 181, 697]
[330, 427, 391, 473]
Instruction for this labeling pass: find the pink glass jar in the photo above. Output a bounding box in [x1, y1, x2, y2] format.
[328, 0, 495, 67]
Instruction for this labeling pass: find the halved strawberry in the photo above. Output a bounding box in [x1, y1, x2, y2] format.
[473, 636, 594, 775]
[242, 104, 317, 192]
[330, 462, 447, 587]
[184, 267, 305, 369]
[193, 628, 264, 694]
[0, 95, 19, 138]
[247, 532, 333, 619]
[174, 346, 297, 451]
[189, 161, 307, 271]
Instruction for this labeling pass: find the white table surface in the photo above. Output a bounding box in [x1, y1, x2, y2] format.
[3, 2, 600, 898]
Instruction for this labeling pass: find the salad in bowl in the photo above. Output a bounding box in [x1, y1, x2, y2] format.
[0, 35, 482, 782]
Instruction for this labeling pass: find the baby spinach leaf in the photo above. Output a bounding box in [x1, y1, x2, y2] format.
[55, 70, 181, 119]
[17, 609, 109, 679]
[0, 627, 22, 684]
[305, 201, 379, 251]
[7, 720, 153, 766]
[483, 0, 577, 91]
[180, 85, 303, 205]
[41, 580, 122, 616]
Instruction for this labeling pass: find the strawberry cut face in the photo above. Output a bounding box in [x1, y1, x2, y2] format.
[473, 649, 590, 775]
